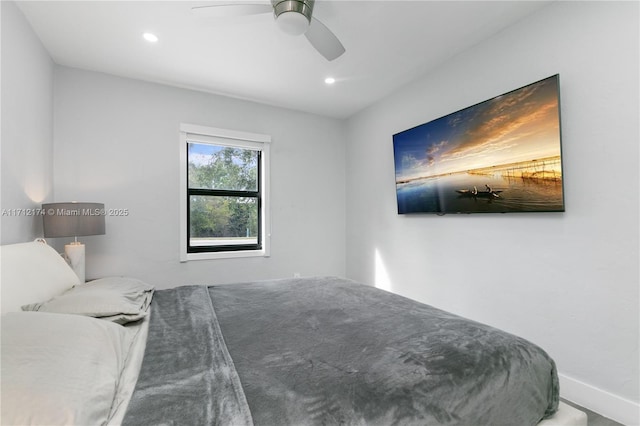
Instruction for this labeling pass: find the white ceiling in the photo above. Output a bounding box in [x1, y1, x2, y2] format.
[17, 1, 552, 119]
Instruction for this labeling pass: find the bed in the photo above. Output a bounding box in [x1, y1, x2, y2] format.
[1, 241, 587, 425]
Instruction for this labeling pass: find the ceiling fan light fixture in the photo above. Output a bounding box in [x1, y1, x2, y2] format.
[192, 0, 344, 61]
[276, 11, 309, 36]
[272, 0, 314, 36]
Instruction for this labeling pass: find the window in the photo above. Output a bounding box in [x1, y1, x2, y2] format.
[180, 124, 270, 261]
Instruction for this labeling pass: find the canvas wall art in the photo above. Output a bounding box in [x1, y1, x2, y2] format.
[393, 75, 564, 214]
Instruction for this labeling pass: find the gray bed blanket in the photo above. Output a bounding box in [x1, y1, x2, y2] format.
[124, 277, 558, 425]
[122, 285, 253, 426]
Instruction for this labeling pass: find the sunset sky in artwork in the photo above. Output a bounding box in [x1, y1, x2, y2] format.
[393, 76, 562, 181]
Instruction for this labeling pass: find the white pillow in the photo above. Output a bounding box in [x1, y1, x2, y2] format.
[0, 242, 80, 314]
[1, 311, 133, 425]
[22, 276, 154, 324]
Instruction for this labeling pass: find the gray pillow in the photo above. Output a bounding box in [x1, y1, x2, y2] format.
[22, 276, 154, 324]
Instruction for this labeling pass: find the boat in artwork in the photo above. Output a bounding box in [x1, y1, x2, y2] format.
[456, 187, 502, 198]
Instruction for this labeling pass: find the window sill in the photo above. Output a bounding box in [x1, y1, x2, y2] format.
[180, 248, 269, 262]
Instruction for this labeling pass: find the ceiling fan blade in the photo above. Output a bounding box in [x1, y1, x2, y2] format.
[305, 17, 345, 61]
[191, 3, 272, 18]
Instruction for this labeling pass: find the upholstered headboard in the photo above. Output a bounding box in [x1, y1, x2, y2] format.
[0, 241, 80, 314]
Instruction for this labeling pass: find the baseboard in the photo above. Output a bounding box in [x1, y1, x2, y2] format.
[559, 373, 640, 426]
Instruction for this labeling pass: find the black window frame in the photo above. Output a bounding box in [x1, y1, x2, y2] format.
[186, 143, 262, 253]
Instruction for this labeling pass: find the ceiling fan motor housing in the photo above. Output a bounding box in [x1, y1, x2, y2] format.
[272, 0, 315, 35]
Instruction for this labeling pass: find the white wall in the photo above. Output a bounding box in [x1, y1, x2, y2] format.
[345, 2, 638, 424]
[0, 1, 54, 244]
[3, 0, 638, 422]
[52, 67, 346, 287]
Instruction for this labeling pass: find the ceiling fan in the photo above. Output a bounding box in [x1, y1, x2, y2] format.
[191, 0, 346, 61]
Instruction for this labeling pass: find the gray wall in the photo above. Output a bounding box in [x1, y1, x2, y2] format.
[0, 1, 54, 243]
[52, 67, 346, 287]
[345, 2, 638, 423]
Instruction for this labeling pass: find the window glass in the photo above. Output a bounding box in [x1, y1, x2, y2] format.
[188, 144, 258, 191]
[189, 195, 258, 247]
[186, 142, 261, 253]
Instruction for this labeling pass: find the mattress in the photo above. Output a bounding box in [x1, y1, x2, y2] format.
[539, 402, 588, 426]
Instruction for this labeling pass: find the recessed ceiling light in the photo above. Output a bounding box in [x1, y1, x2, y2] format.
[143, 32, 158, 43]
[325, 77, 336, 85]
